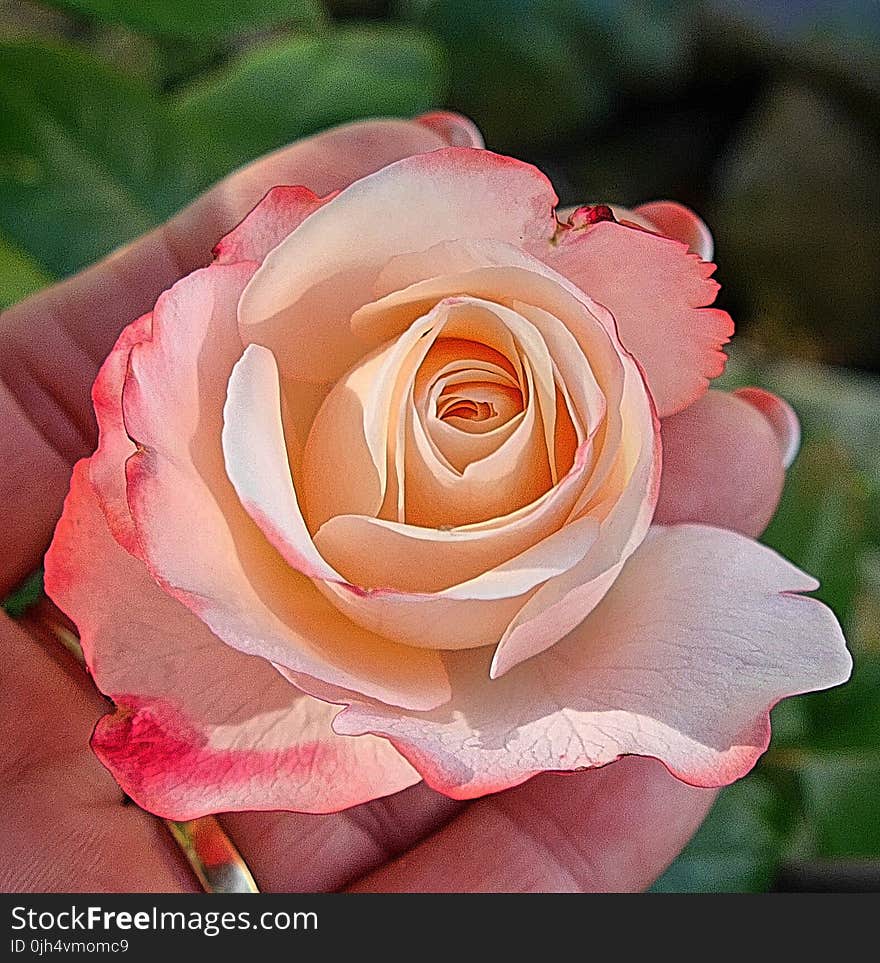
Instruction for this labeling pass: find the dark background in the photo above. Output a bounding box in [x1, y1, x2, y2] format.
[1, 0, 878, 891]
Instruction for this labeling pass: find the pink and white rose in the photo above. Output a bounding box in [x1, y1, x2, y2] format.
[45, 115, 851, 819]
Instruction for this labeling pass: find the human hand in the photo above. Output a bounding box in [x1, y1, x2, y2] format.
[0, 114, 790, 893]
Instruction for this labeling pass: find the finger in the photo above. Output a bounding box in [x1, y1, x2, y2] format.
[0, 614, 197, 892]
[220, 784, 464, 892]
[0, 116, 464, 593]
[655, 389, 791, 538]
[732, 387, 801, 469]
[347, 757, 716, 892]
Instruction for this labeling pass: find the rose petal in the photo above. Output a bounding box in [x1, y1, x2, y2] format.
[489, 356, 660, 676]
[121, 263, 450, 711]
[213, 185, 334, 265]
[238, 148, 558, 383]
[335, 525, 851, 798]
[656, 390, 787, 538]
[89, 311, 152, 555]
[300, 304, 445, 530]
[311, 436, 595, 601]
[45, 461, 419, 819]
[314, 514, 599, 650]
[223, 343, 340, 582]
[403, 299, 558, 527]
[354, 243, 633, 515]
[539, 220, 733, 417]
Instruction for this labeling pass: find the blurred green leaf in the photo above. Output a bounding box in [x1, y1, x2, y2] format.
[790, 752, 880, 859]
[757, 361, 880, 479]
[1, 569, 44, 619]
[762, 433, 870, 623]
[798, 654, 880, 753]
[174, 27, 447, 172]
[397, 0, 612, 148]
[766, 697, 811, 751]
[398, 0, 695, 149]
[711, 82, 880, 370]
[705, 0, 880, 97]
[0, 233, 54, 307]
[0, 40, 212, 275]
[569, 0, 695, 89]
[45, 0, 324, 40]
[651, 775, 790, 892]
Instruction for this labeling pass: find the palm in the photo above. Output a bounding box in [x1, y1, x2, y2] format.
[2, 116, 782, 893]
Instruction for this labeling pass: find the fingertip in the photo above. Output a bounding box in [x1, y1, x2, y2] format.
[657, 390, 786, 538]
[733, 387, 801, 469]
[635, 200, 714, 261]
[416, 111, 485, 148]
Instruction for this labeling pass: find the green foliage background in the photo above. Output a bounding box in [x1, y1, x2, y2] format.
[1, 0, 878, 891]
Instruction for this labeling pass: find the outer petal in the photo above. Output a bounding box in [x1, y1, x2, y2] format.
[88, 311, 152, 555]
[539, 220, 733, 417]
[656, 390, 787, 538]
[335, 525, 851, 798]
[122, 263, 450, 711]
[223, 343, 341, 582]
[45, 462, 419, 819]
[238, 148, 558, 383]
[213, 185, 334, 265]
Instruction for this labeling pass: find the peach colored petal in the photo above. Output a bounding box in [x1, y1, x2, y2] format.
[222, 343, 341, 581]
[334, 525, 852, 798]
[311, 436, 596, 603]
[410, 323, 527, 488]
[301, 292, 571, 534]
[635, 200, 714, 261]
[238, 148, 558, 383]
[45, 461, 418, 819]
[121, 263, 450, 711]
[539, 220, 733, 417]
[354, 244, 627, 481]
[317, 580, 528, 653]
[314, 514, 600, 649]
[412, 300, 557, 482]
[490, 357, 660, 676]
[405, 368, 551, 528]
[656, 390, 786, 538]
[353, 243, 631, 508]
[221, 339, 583, 652]
[213, 185, 335, 265]
[421, 361, 524, 470]
[300, 305, 444, 530]
[317, 243, 657, 663]
[400, 301, 558, 528]
[357, 242, 658, 674]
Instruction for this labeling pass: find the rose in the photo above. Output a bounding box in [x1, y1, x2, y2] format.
[45, 114, 850, 820]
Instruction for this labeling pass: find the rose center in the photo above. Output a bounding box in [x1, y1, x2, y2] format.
[435, 378, 524, 434]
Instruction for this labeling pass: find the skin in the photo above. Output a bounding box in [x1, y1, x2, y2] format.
[0, 116, 786, 893]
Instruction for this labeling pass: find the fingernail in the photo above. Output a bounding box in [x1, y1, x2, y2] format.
[416, 111, 485, 149]
[734, 387, 801, 468]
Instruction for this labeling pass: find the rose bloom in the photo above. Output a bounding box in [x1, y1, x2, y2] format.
[45, 114, 850, 819]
